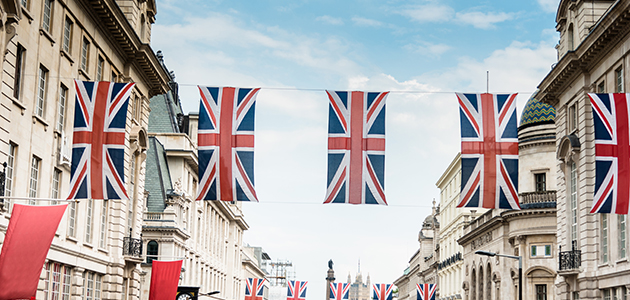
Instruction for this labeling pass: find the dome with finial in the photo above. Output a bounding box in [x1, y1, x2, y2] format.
[519, 91, 555, 129]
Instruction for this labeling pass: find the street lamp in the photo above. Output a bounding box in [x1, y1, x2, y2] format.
[474, 251, 522, 300]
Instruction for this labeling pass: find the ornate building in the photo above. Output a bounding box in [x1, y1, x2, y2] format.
[0, 0, 169, 299]
[347, 268, 371, 300]
[394, 203, 440, 300]
[141, 58, 250, 300]
[458, 94, 558, 300]
[537, 0, 630, 299]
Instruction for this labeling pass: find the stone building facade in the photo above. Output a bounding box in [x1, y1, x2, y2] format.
[458, 94, 558, 300]
[394, 203, 440, 300]
[347, 270, 371, 300]
[0, 0, 169, 299]
[141, 63, 250, 300]
[537, 0, 630, 299]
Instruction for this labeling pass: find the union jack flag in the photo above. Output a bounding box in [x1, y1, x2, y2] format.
[245, 278, 266, 300]
[67, 80, 134, 200]
[456, 93, 520, 210]
[589, 93, 630, 214]
[416, 284, 436, 300]
[329, 282, 349, 300]
[325, 90, 388, 205]
[287, 280, 307, 300]
[197, 86, 259, 202]
[372, 284, 394, 300]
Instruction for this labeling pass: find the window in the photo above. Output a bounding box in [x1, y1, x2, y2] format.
[86, 198, 93, 242]
[5, 143, 16, 208]
[57, 84, 67, 131]
[62, 17, 72, 54]
[96, 56, 104, 81]
[536, 284, 547, 300]
[568, 24, 574, 51]
[52, 169, 61, 204]
[603, 214, 609, 263]
[568, 103, 577, 133]
[604, 290, 611, 300]
[147, 240, 158, 263]
[99, 200, 108, 248]
[531, 245, 552, 257]
[81, 37, 90, 72]
[94, 274, 102, 300]
[68, 201, 76, 237]
[42, 0, 52, 33]
[598, 81, 606, 93]
[535, 173, 546, 192]
[13, 44, 25, 99]
[617, 67, 624, 93]
[573, 291, 579, 300]
[570, 161, 578, 245]
[21, 0, 28, 8]
[37, 65, 48, 118]
[84, 272, 94, 300]
[29, 156, 41, 204]
[111, 70, 117, 82]
[43, 262, 72, 300]
[620, 215, 627, 258]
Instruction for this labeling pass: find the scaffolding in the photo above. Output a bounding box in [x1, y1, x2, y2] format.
[265, 259, 295, 287]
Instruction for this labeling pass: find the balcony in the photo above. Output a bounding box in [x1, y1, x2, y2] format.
[123, 236, 143, 262]
[558, 244, 581, 274]
[520, 190, 557, 209]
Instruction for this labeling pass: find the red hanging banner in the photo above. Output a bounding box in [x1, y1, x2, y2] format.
[149, 260, 183, 300]
[0, 204, 67, 300]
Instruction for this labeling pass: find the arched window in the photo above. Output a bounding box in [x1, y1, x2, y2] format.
[147, 240, 158, 263]
[471, 269, 477, 300]
[479, 266, 484, 300]
[486, 263, 492, 300]
[568, 24, 574, 51]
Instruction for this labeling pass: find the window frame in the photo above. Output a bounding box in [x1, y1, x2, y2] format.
[57, 84, 68, 132]
[535, 173, 546, 192]
[570, 161, 578, 245]
[619, 215, 627, 259]
[86, 198, 93, 243]
[616, 66, 624, 93]
[62, 17, 73, 54]
[68, 201, 77, 238]
[598, 80, 606, 93]
[80, 37, 90, 72]
[96, 55, 104, 81]
[602, 214, 609, 263]
[42, 0, 53, 33]
[567, 102, 577, 133]
[13, 44, 26, 100]
[29, 156, 41, 204]
[36, 64, 49, 118]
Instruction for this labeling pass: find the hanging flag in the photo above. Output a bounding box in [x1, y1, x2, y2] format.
[372, 283, 394, 300]
[329, 282, 350, 300]
[325, 90, 388, 205]
[197, 86, 259, 202]
[0, 204, 67, 299]
[287, 280, 308, 300]
[245, 278, 266, 300]
[589, 93, 630, 214]
[148, 260, 183, 300]
[67, 80, 134, 200]
[456, 93, 520, 210]
[416, 284, 437, 300]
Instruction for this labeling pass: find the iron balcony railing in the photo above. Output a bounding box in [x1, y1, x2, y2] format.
[123, 236, 143, 258]
[559, 243, 581, 271]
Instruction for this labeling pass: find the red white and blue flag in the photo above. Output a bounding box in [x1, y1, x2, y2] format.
[245, 278, 266, 300]
[329, 282, 350, 300]
[197, 86, 259, 202]
[68, 80, 134, 200]
[589, 93, 630, 214]
[416, 284, 437, 300]
[287, 280, 307, 300]
[325, 90, 388, 205]
[372, 284, 394, 300]
[457, 93, 520, 210]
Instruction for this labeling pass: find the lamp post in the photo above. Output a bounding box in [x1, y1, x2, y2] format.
[475, 250, 521, 300]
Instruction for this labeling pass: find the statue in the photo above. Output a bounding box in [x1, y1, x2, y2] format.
[328, 259, 334, 269]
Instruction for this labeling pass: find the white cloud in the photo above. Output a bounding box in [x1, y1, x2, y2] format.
[455, 11, 514, 29]
[352, 17, 384, 27]
[316, 15, 344, 25]
[404, 41, 451, 57]
[538, 0, 560, 13]
[398, 4, 454, 23]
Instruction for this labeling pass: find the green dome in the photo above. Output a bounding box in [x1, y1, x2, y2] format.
[519, 93, 555, 128]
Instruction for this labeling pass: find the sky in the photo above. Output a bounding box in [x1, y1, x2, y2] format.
[150, 0, 560, 299]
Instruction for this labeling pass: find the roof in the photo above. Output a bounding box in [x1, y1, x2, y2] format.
[519, 93, 555, 129]
[145, 137, 173, 212]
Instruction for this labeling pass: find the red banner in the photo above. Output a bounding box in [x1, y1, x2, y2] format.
[0, 204, 67, 300]
[149, 260, 183, 300]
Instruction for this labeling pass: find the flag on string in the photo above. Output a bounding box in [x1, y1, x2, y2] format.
[197, 86, 259, 202]
[372, 283, 394, 300]
[287, 280, 308, 300]
[589, 93, 630, 214]
[325, 90, 388, 205]
[67, 80, 134, 200]
[456, 93, 520, 210]
[0, 204, 67, 299]
[148, 260, 183, 300]
[329, 282, 350, 300]
[245, 278, 266, 300]
[416, 284, 437, 300]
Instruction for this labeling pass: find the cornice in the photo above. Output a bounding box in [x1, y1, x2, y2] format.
[458, 214, 503, 245]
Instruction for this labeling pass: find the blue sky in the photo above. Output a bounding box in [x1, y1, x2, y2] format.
[151, 0, 559, 299]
